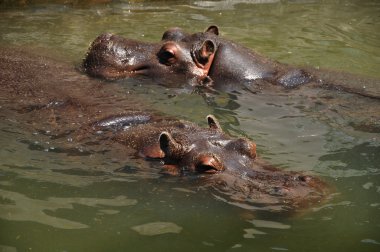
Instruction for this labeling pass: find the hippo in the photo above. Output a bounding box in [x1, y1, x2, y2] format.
[83, 25, 380, 98]
[96, 114, 330, 212]
[1, 47, 330, 213]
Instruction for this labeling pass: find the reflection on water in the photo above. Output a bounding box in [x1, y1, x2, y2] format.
[312, 200, 352, 213]
[0, 0, 380, 251]
[193, 0, 281, 10]
[131, 222, 182, 236]
[243, 228, 266, 239]
[317, 142, 380, 178]
[249, 219, 291, 229]
[0, 189, 137, 229]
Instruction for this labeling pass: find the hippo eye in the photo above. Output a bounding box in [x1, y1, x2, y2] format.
[160, 51, 175, 64]
[158, 43, 178, 65]
[227, 139, 256, 160]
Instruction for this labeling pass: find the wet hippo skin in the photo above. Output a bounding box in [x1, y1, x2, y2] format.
[0, 47, 331, 213]
[83, 25, 380, 99]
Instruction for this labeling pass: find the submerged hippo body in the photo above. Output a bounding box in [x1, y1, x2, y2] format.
[1, 47, 330, 213]
[83, 26, 309, 89]
[83, 26, 380, 98]
[97, 114, 329, 212]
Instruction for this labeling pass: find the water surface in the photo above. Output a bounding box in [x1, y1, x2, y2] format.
[0, 1, 379, 251]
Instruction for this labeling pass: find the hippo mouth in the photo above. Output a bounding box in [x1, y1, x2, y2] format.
[120, 65, 150, 77]
[87, 65, 151, 80]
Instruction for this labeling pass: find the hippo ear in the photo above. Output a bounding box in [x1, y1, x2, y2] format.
[206, 25, 219, 36]
[196, 40, 216, 67]
[159, 131, 184, 159]
[207, 115, 222, 131]
[201, 40, 215, 57]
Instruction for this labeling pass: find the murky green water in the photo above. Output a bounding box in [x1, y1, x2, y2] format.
[1, 1, 379, 251]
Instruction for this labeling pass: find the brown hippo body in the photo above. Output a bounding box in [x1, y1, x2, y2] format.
[0, 47, 330, 213]
[83, 26, 380, 99]
[96, 113, 328, 212]
[83, 26, 308, 89]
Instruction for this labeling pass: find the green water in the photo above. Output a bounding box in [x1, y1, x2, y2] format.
[0, 1, 379, 251]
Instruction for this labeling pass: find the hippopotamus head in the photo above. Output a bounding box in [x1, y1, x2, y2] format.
[83, 26, 314, 90]
[83, 26, 221, 87]
[113, 115, 257, 175]
[156, 115, 257, 175]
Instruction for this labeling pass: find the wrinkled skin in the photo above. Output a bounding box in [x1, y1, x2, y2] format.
[83, 25, 380, 98]
[1, 47, 330, 213]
